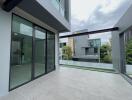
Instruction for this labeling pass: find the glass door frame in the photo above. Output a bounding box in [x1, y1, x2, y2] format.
[119, 30, 132, 85]
[9, 14, 55, 91]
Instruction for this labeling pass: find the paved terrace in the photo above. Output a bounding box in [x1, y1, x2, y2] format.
[0, 66, 132, 100]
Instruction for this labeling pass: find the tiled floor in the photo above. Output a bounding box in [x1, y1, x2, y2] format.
[0, 66, 132, 100]
[10, 64, 45, 89]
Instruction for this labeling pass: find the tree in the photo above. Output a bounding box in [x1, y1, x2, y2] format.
[62, 46, 72, 60]
[126, 39, 132, 64]
[100, 43, 112, 63]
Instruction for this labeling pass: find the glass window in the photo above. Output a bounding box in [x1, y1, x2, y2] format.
[47, 31, 55, 73]
[52, 0, 65, 17]
[94, 48, 98, 54]
[124, 28, 132, 78]
[52, 0, 60, 11]
[10, 15, 56, 90]
[10, 15, 33, 89]
[34, 27, 46, 77]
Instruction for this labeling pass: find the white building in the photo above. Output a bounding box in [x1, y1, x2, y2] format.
[0, 0, 71, 97]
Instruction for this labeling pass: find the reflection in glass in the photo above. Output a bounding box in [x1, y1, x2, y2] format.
[10, 15, 33, 89]
[47, 31, 55, 72]
[10, 15, 56, 90]
[124, 29, 132, 78]
[52, 0, 60, 11]
[34, 27, 46, 77]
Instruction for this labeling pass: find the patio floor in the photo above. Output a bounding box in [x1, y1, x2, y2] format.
[0, 66, 132, 100]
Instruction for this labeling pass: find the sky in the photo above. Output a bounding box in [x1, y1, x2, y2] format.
[71, 0, 131, 31]
[69, 0, 132, 44]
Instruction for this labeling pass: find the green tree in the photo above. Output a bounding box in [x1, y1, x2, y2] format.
[126, 39, 132, 64]
[62, 46, 72, 60]
[100, 43, 112, 63]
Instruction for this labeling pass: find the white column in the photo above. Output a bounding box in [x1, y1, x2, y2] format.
[0, 9, 11, 97]
[55, 33, 60, 70]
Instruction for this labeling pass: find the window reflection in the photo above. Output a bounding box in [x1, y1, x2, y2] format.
[10, 15, 33, 89]
[124, 28, 132, 78]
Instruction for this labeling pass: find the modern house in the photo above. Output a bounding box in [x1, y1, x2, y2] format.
[73, 35, 101, 62]
[59, 30, 101, 62]
[0, 0, 71, 97]
[59, 35, 74, 60]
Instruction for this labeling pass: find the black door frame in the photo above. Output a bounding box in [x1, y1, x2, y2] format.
[119, 33, 126, 74]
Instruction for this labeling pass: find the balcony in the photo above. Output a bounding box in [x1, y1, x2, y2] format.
[0, 66, 132, 100]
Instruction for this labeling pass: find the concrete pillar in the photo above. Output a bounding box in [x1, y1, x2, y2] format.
[0, 8, 11, 97]
[55, 33, 59, 70]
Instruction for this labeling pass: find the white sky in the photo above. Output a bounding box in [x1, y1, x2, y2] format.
[71, 0, 128, 23]
[71, 0, 100, 22]
[70, 0, 131, 44]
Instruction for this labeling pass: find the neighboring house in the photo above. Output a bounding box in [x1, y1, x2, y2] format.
[59, 38, 68, 60]
[73, 35, 101, 62]
[70, 30, 101, 62]
[59, 30, 101, 62]
[59, 36, 74, 60]
[0, 0, 70, 96]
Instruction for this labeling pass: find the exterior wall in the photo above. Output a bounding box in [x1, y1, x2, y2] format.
[112, 2, 132, 72]
[68, 37, 74, 56]
[35, 0, 71, 31]
[60, 38, 68, 43]
[74, 35, 89, 57]
[0, 8, 11, 96]
[59, 38, 68, 60]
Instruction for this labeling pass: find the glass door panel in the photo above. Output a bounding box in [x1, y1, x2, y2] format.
[124, 29, 132, 78]
[47, 31, 55, 73]
[34, 27, 46, 77]
[10, 15, 33, 89]
[10, 14, 56, 90]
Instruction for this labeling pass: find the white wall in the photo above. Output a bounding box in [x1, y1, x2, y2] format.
[59, 38, 68, 43]
[0, 9, 11, 97]
[55, 33, 59, 70]
[36, 0, 70, 30]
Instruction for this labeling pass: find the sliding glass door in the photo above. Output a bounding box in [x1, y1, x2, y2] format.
[47, 31, 55, 73]
[10, 15, 33, 89]
[120, 26, 132, 79]
[34, 27, 46, 77]
[124, 28, 132, 78]
[10, 14, 55, 90]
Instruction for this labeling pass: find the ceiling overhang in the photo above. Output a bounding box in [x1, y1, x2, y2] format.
[2, 0, 23, 12]
[17, 0, 70, 32]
